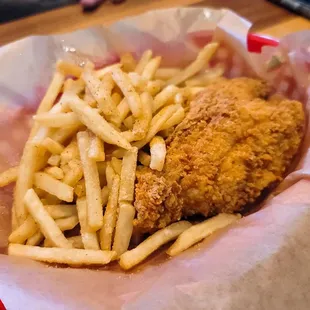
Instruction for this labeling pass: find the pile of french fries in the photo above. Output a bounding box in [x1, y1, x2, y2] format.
[1, 42, 241, 269]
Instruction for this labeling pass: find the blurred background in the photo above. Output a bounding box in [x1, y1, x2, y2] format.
[0, 0, 309, 24]
[0, 1, 78, 23]
[0, 0, 128, 23]
[0, 0, 309, 46]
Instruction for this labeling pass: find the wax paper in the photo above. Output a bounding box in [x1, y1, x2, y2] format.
[0, 7, 310, 310]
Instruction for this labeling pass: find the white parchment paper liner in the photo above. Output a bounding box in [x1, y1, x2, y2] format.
[0, 7, 309, 310]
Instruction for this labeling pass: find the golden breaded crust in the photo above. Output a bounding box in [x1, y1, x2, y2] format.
[134, 78, 305, 232]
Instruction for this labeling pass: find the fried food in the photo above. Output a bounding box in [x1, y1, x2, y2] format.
[134, 78, 305, 232]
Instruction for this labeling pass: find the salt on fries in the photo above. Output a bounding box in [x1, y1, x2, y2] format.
[77, 197, 100, 250]
[24, 189, 72, 248]
[119, 148, 138, 202]
[88, 132, 105, 162]
[7, 43, 232, 268]
[77, 131, 103, 231]
[67, 94, 131, 150]
[100, 175, 120, 250]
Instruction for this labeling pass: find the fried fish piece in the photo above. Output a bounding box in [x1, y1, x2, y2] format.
[134, 78, 305, 232]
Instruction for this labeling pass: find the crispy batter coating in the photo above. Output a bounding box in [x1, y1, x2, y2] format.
[134, 78, 305, 232]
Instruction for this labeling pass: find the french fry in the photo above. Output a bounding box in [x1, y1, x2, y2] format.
[8, 244, 116, 266]
[100, 175, 120, 250]
[187, 87, 205, 99]
[51, 123, 81, 145]
[111, 67, 142, 117]
[133, 92, 153, 139]
[121, 131, 136, 143]
[45, 204, 77, 219]
[166, 42, 219, 85]
[111, 92, 122, 106]
[166, 214, 241, 256]
[63, 159, 83, 187]
[34, 112, 81, 128]
[43, 193, 62, 205]
[42, 137, 64, 155]
[55, 215, 79, 231]
[61, 164, 70, 175]
[110, 98, 131, 127]
[158, 128, 174, 139]
[23, 189, 72, 248]
[44, 166, 64, 180]
[88, 133, 105, 162]
[9, 216, 38, 244]
[95, 63, 122, 79]
[106, 162, 116, 190]
[119, 221, 192, 270]
[43, 216, 79, 248]
[154, 68, 181, 80]
[84, 86, 97, 108]
[36, 71, 65, 115]
[60, 139, 79, 166]
[63, 78, 85, 94]
[174, 92, 184, 106]
[101, 186, 109, 206]
[67, 94, 132, 150]
[74, 179, 86, 198]
[112, 202, 135, 256]
[120, 52, 137, 72]
[160, 106, 185, 130]
[34, 187, 46, 198]
[98, 72, 118, 116]
[119, 147, 138, 202]
[133, 104, 178, 149]
[123, 115, 133, 130]
[26, 231, 44, 246]
[13, 141, 39, 224]
[82, 69, 117, 117]
[47, 155, 61, 166]
[57, 60, 83, 78]
[68, 236, 84, 249]
[184, 66, 224, 87]
[128, 72, 148, 93]
[135, 50, 153, 74]
[34, 172, 74, 202]
[111, 148, 127, 159]
[152, 85, 179, 113]
[146, 80, 164, 96]
[77, 197, 100, 250]
[34, 147, 50, 172]
[0, 166, 18, 187]
[77, 131, 103, 231]
[138, 151, 151, 166]
[111, 157, 122, 175]
[97, 162, 107, 177]
[141, 56, 161, 81]
[150, 136, 166, 171]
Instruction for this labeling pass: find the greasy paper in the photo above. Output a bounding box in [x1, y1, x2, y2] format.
[0, 7, 310, 310]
